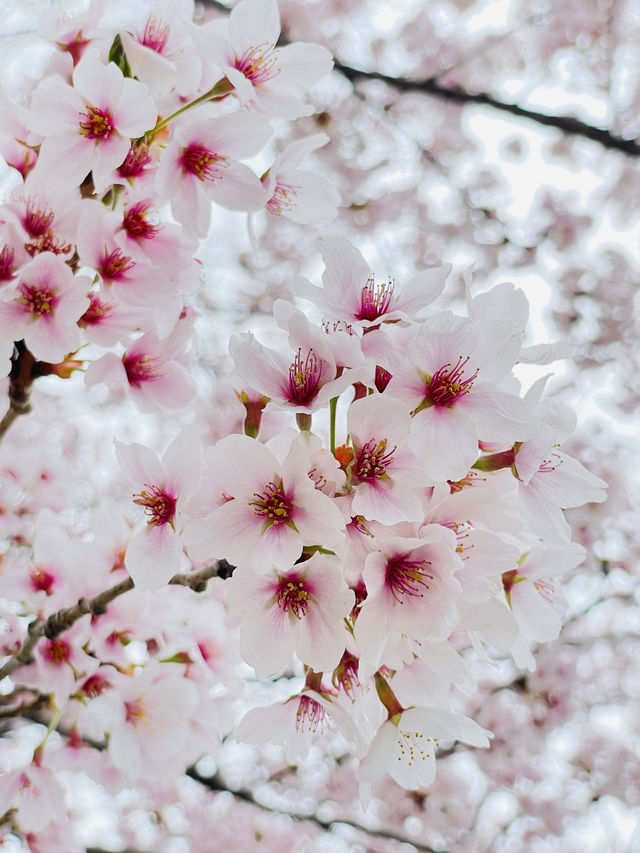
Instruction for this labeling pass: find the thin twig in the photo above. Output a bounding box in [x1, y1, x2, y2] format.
[0, 561, 232, 682]
[0, 341, 36, 443]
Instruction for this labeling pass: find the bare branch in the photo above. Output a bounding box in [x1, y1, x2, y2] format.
[0, 341, 36, 444]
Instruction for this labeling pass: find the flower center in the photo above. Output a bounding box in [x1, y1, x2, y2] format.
[101, 248, 135, 280]
[132, 484, 176, 527]
[123, 201, 161, 240]
[141, 15, 170, 53]
[386, 556, 433, 602]
[181, 145, 226, 182]
[356, 276, 395, 322]
[353, 438, 396, 481]
[295, 694, 325, 732]
[266, 181, 299, 215]
[19, 283, 55, 317]
[79, 294, 114, 327]
[43, 638, 70, 664]
[234, 43, 280, 85]
[0, 245, 15, 281]
[24, 200, 55, 237]
[123, 352, 163, 386]
[78, 105, 114, 140]
[276, 575, 310, 618]
[249, 481, 291, 525]
[288, 348, 323, 404]
[29, 566, 55, 595]
[118, 144, 152, 179]
[418, 356, 478, 410]
[124, 698, 145, 724]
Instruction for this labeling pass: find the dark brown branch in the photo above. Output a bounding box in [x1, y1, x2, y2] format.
[0, 341, 36, 443]
[187, 768, 443, 853]
[333, 61, 640, 157]
[0, 561, 232, 681]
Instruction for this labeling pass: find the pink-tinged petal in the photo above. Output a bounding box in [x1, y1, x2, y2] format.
[353, 599, 391, 672]
[510, 578, 563, 642]
[113, 77, 159, 137]
[239, 601, 290, 678]
[205, 433, 280, 496]
[273, 42, 334, 89]
[130, 361, 197, 412]
[229, 0, 280, 53]
[348, 394, 411, 447]
[109, 724, 144, 778]
[186, 498, 262, 565]
[293, 600, 350, 673]
[23, 313, 81, 363]
[394, 265, 450, 316]
[224, 65, 258, 104]
[320, 236, 371, 313]
[198, 111, 273, 159]
[28, 77, 85, 136]
[162, 431, 202, 497]
[230, 332, 291, 400]
[525, 452, 607, 508]
[401, 707, 491, 748]
[255, 521, 303, 572]
[121, 34, 177, 97]
[169, 175, 213, 238]
[410, 406, 479, 482]
[73, 48, 123, 106]
[277, 134, 330, 172]
[351, 479, 423, 525]
[34, 133, 96, 190]
[84, 352, 129, 391]
[357, 721, 398, 783]
[90, 135, 133, 192]
[292, 488, 346, 552]
[208, 159, 269, 212]
[115, 440, 165, 488]
[269, 170, 340, 225]
[124, 523, 183, 591]
[463, 385, 535, 444]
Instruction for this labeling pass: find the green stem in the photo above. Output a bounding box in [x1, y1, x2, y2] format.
[146, 79, 233, 139]
[329, 396, 338, 454]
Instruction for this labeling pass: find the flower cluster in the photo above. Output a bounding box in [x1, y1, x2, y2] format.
[0, 0, 607, 845]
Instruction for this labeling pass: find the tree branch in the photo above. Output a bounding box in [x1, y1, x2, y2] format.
[187, 767, 443, 853]
[0, 341, 36, 443]
[0, 561, 233, 682]
[333, 61, 640, 157]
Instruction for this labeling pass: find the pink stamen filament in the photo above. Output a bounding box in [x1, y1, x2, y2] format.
[181, 145, 226, 182]
[249, 481, 291, 525]
[356, 276, 395, 322]
[123, 201, 161, 239]
[132, 484, 176, 526]
[234, 43, 280, 85]
[24, 201, 55, 237]
[101, 248, 135, 280]
[295, 694, 325, 732]
[353, 437, 396, 481]
[19, 283, 55, 317]
[123, 352, 164, 386]
[288, 348, 323, 404]
[386, 556, 433, 602]
[141, 16, 170, 53]
[266, 181, 300, 215]
[0, 245, 15, 281]
[420, 356, 478, 409]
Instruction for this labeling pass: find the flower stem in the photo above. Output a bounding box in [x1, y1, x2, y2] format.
[329, 396, 338, 454]
[145, 79, 234, 140]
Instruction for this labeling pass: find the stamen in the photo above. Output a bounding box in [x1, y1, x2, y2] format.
[101, 248, 135, 280]
[141, 16, 169, 53]
[419, 356, 478, 410]
[295, 694, 325, 732]
[123, 201, 161, 240]
[24, 200, 55, 237]
[181, 145, 226, 182]
[249, 481, 291, 525]
[356, 276, 395, 322]
[132, 484, 176, 526]
[123, 352, 163, 386]
[78, 105, 114, 140]
[276, 576, 310, 618]
[353, 438, 396, 481]
[18, 283, 55, 317]
[287, 348, 323, 404]
[386, 556, 433, 602]
[0, 245, 16, 281]
[266, 181, 300, 215]
[234, 43, 280, 85]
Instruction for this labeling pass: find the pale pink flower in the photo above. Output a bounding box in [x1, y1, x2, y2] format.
[199, 0, 333, 118]
[184, 434, 345, 572]
[228, 552, 354, 676]
[156, 110, 271, 237]
[0, 252, 89, 363]
[296, 236, 451, 328]
[358, 706, 491, 790]
[260, 133, 340, 225]
[347, 393, 425, 525]
[116, 431, 201, 590]
[28, 48, 157, 192]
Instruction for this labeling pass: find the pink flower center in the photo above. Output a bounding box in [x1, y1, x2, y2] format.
[420, 356, 478, 409]
[19, 283, 55, 317]
[125, 698, 145, 724]
[24, 201, 55, 237]
[79, 294, 114, 327]
[288, 348, 323, 404]
[42, 638, 70, 664]
[356, 276, 395, 322]
[118, 144, 152, 179]
[141, 15, 170, 53]
[0, 245, 15, 281]
[25, 231, 72, 258]
[386, 555, 433, 602]
[266, 181, 299, 215]
[234, 43, 280, 85]
[353, 438, 396, 481]
[81, 673, 112, 698]
[124, 352, 163, 386]
[132, 484, 176, 527]
[249, 480, 291, 525]
[78, 105, 114, 140]
[276, 574, 310, 618]
[123, 201, 161, 240]
[295, 694, 325, 732]
[181, 145, 226, 182]
[29, 566, 56, 595]
[100, 248, 135, 280]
